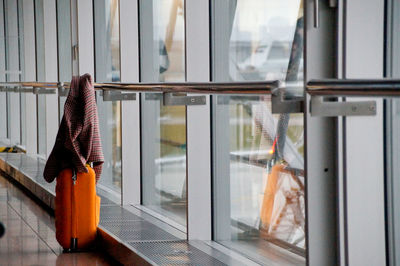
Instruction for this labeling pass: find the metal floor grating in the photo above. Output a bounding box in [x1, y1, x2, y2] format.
[128, 241, 227, 266]
[100, 205, 142, 221]
[99, 196, 117, 206]
[101, 220, 179, 242]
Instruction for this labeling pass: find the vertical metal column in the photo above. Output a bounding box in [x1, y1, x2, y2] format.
[0, 0, 7, 140]
[386, 1, 400, 265]
[35, 0, 46, 156]
[342, 0, 386, 265]
[186, 0, 211, 240]
[17, 0, 25, 146]
[22, 0, 37, 154]
[43, 0, 58, 157]
[211, 0, 235, 241]
[120, 0, 141, 206]
[139, 0, 159, 209]
[304, 0, 338, 265]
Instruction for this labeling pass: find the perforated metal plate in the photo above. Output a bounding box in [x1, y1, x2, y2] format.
[128, 241, 227, 266]
[100, 205, 142, 221]
[99, 196, 115, 206]
[101, 220, 179, 242]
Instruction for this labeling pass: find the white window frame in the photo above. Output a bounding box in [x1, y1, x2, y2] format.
[119, 0, 141, 206]
[386, 1, 400, 265]
[185, 0, 212, 240]
[21, 0, 37, 154]
[340, 0, 386, 265]
[43, 0, 58, 157]
[0, 0, 8, 140]
[304, 1, 338, 264]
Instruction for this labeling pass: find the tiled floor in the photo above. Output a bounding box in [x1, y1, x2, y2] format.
[0, 174, 118, 266]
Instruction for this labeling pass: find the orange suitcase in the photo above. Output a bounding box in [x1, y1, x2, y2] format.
[55, 166, 100, 250]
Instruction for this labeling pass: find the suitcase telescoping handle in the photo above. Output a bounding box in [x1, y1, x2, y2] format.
[72, 170, 77, 185]
[70, 169, 78, 250]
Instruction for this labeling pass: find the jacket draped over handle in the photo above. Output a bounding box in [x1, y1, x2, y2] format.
[44, 74, 104, 183]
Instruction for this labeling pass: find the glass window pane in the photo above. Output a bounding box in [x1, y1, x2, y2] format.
[140, 0, 187, 226]
[212, 0, 305, 263]
[94, 0, 122, 195]
[56, 0, 72, 123]
[18, 0, 26, 146]
[4, 0, 22, 146]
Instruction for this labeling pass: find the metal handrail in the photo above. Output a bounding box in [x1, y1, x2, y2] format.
[307, 79, 400, 96]
[0, 81, 279, 95]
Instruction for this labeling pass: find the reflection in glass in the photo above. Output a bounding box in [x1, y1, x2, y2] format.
[212, 0, 305, 262]
[140, 0, 187, 226]
[94, 0, 122, 195]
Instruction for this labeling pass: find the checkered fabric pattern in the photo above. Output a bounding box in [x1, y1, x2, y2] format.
[44, 74, 104, 183]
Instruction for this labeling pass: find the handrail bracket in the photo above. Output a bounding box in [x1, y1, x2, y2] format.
[102, 90, 136, 101]
[310, 96, 376, 117]
[271, 89, 304, 114]
[163, 92, 206, 106]
[58, 82, 70, 97]
[33, 87, 56, 95]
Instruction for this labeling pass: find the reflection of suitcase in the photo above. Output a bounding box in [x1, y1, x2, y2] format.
[55, 166, 100, 250]
[260, 164, 305, 235]
[260, 164, 283, 231]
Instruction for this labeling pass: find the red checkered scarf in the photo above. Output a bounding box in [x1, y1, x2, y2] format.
[44, 74, 104, 182]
